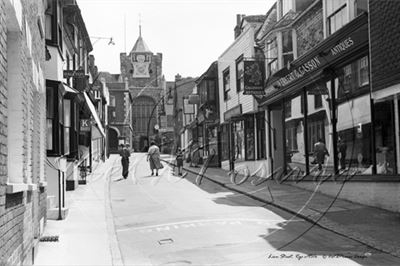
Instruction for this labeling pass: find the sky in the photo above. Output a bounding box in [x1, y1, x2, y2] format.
[78, 0, 275, 81]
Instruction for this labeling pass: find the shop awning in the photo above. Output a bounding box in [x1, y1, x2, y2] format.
[83, 92, 106, 138]
[59, 82, 79, 98]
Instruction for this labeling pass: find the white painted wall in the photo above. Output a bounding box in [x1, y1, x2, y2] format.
[218, 27, 257, 123]
[44, 46, 64, 81]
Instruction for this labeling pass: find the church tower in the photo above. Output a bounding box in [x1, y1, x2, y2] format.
[119, 27, 164, 151]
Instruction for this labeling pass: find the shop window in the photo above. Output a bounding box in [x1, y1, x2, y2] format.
[307, 120, 325, 153]
[245, 117, 255, 160]
[282, 30, 294, 68]
[374, 100, 397, 174]
[337, 56, 370, 100]
[256, 113, 266, 159]
[359, 56, 369, 86]
[286, 126, 298, 152]
[223, 67, 230, 101]
[336, 94, 372, 175]
[236, 55, 244, 92]
[326, 0, 348, 35]
[221, 124, 230, 161]
[233, 121, 245, 161]
[284, 94, 307, 173]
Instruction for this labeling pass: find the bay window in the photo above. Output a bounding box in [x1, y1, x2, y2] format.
[326, 0, 348, 35]
[266, 38, 278, 78]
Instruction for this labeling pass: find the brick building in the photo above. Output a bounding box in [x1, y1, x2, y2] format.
[1, 0, 47, 264]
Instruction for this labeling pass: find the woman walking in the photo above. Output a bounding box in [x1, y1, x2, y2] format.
[120, 144, 130, 179]
[147, 142, 163, 176]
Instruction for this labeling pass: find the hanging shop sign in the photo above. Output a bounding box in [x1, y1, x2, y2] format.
[80, 119, 91, 132]
[63, 69, 85, 78]
[243, 60, 265, 95]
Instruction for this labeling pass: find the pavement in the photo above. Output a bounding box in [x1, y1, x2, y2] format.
[34, 155, 123, 266]
[34, 154, 400, 266]
[171, 159, 400, 259]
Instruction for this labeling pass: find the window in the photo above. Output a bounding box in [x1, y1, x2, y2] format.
[296, 0, 315, 13]
[284, 99, 292, 118]
[337, 56, 369, 99]
[343, 64, 352, 93]
[266, 38, 278, 78]
[278, 0, 294, 20]
[46, 87, 55, 150]
[256, 113, 266, 159]
[63, 99, 71, 155]
[326, 0, 348, 35]
[286, 126, 298, 151]
[282, 30, 294, 68]
[355, 0, 368, 16]
[236, 55, 244, 92]
[109, 95, 116, 107]
[307, 120, 325, 153]
[233, 121, 245, 161]
[245, 116, 255, 160]
[45, 0, 53, 40]
[359, 56, 369, 86]
[223, 67, 230, 101]
[221, 124, 230, 161]
[314, 94, 322, 109]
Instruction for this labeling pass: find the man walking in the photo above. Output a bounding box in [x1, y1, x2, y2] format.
[120, 144, 131, 179]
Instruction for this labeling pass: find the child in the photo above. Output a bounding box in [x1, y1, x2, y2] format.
[176, 148, 184, 176]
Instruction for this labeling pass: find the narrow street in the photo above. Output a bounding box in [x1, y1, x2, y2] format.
[109, 154, 400, 266]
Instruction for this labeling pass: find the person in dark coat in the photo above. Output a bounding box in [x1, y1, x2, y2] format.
[120, 144, 130, 179]
[338, 137, 347, 170]
[314, 138, 329, 171]
[176, 147, 184, 176]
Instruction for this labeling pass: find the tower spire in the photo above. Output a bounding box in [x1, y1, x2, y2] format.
[139, 13, 142, 37]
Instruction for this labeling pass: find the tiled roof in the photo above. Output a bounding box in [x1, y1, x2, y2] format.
[243, 15, 267, 23]
[274, 10, 299, 28]
[131, 36, 152, 53]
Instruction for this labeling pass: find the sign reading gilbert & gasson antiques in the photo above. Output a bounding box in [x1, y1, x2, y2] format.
[267, 14, 368, 94]
[243, 60, 265, 95]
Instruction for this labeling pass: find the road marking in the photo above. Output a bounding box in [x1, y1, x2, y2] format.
[117, 218, 303, 233]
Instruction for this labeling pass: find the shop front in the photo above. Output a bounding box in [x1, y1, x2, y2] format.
[221, 104, 267, 173]
[263, 14, 371, 177]
[261, 13, 400, 212]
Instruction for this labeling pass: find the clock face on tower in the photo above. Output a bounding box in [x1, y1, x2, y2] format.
[132, 54, 150, 77]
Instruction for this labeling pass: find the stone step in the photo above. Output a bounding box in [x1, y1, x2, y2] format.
[47, 207, 69, 220]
